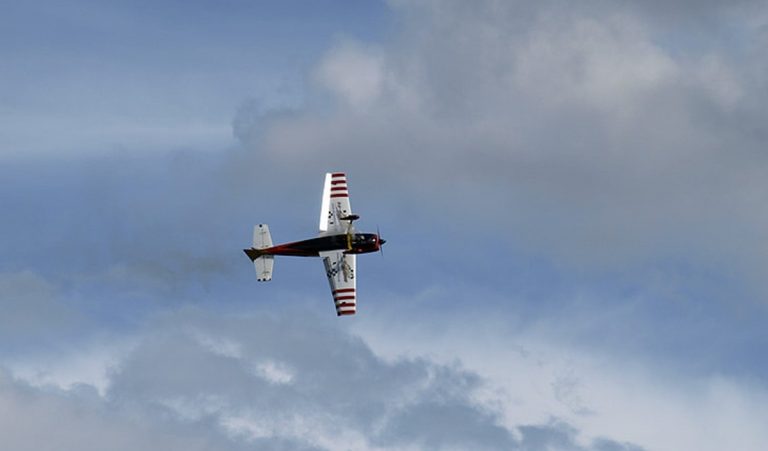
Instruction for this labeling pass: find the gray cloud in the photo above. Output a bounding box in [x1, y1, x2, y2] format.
[1, 309, 645, 451]
[233, 0, 768, 295]
[0, 369, 320, 451]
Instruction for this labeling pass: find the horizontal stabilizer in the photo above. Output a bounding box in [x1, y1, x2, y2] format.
[248, 224, 274, 281]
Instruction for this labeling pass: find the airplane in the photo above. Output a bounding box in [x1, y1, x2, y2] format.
[243, 172, 386, 316]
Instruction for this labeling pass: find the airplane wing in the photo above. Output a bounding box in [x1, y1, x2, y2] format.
[320, 250, 356, 316]
[319, 172, 354, 234]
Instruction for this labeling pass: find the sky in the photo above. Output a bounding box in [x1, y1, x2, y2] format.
[2, 0, 768, 450]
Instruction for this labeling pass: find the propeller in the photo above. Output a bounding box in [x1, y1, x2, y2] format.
[377, 225, 386, 256]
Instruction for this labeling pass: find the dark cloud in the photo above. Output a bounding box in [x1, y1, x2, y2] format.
[374, 400, 517, 450]
[519, 420, 643, 451]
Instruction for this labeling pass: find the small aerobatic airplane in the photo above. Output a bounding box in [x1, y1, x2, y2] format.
[243, 172, 386, 316]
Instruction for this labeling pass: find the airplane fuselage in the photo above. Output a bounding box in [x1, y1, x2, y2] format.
[244, 233, 382, 260]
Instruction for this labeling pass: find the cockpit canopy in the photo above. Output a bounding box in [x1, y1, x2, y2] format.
[354, 234, 377, 244]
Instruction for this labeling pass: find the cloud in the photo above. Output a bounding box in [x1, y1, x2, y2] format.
[2, 2, 768, 450]
[3, 308, 643, 451]
[7, 300, 768, 451]
[352, 307, 768, 451]
[10, 291, 765, 451]
[315, 41, 386, 110]
[236, 0, 768, 295]
[0, 368, 317, 451]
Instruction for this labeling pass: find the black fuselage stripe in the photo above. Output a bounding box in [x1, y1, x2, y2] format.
[265, 234, 378, 257]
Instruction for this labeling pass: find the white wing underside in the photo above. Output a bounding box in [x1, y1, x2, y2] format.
[318, 172, 358, 315]
[320, 250, 357, 316]
[319, 172, 354, 235]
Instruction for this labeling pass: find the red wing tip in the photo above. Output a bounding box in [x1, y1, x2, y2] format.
[337, 310, 356, 316]
[331, 172, 346, 178]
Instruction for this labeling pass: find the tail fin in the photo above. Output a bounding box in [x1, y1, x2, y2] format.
[252, 224, 273, 250]
[244, 224, 274, 282]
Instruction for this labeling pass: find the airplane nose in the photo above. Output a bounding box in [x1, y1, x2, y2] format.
[379, 239, 386, 245]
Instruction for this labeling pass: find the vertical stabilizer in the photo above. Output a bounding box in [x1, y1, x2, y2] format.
[252, 224, 273, 249]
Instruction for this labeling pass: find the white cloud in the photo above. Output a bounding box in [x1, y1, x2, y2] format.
[253, 360, 295, 385]
[513, 12, 679, 112]
[315, 41, 386, 110]
[8, 343, 127, 396]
